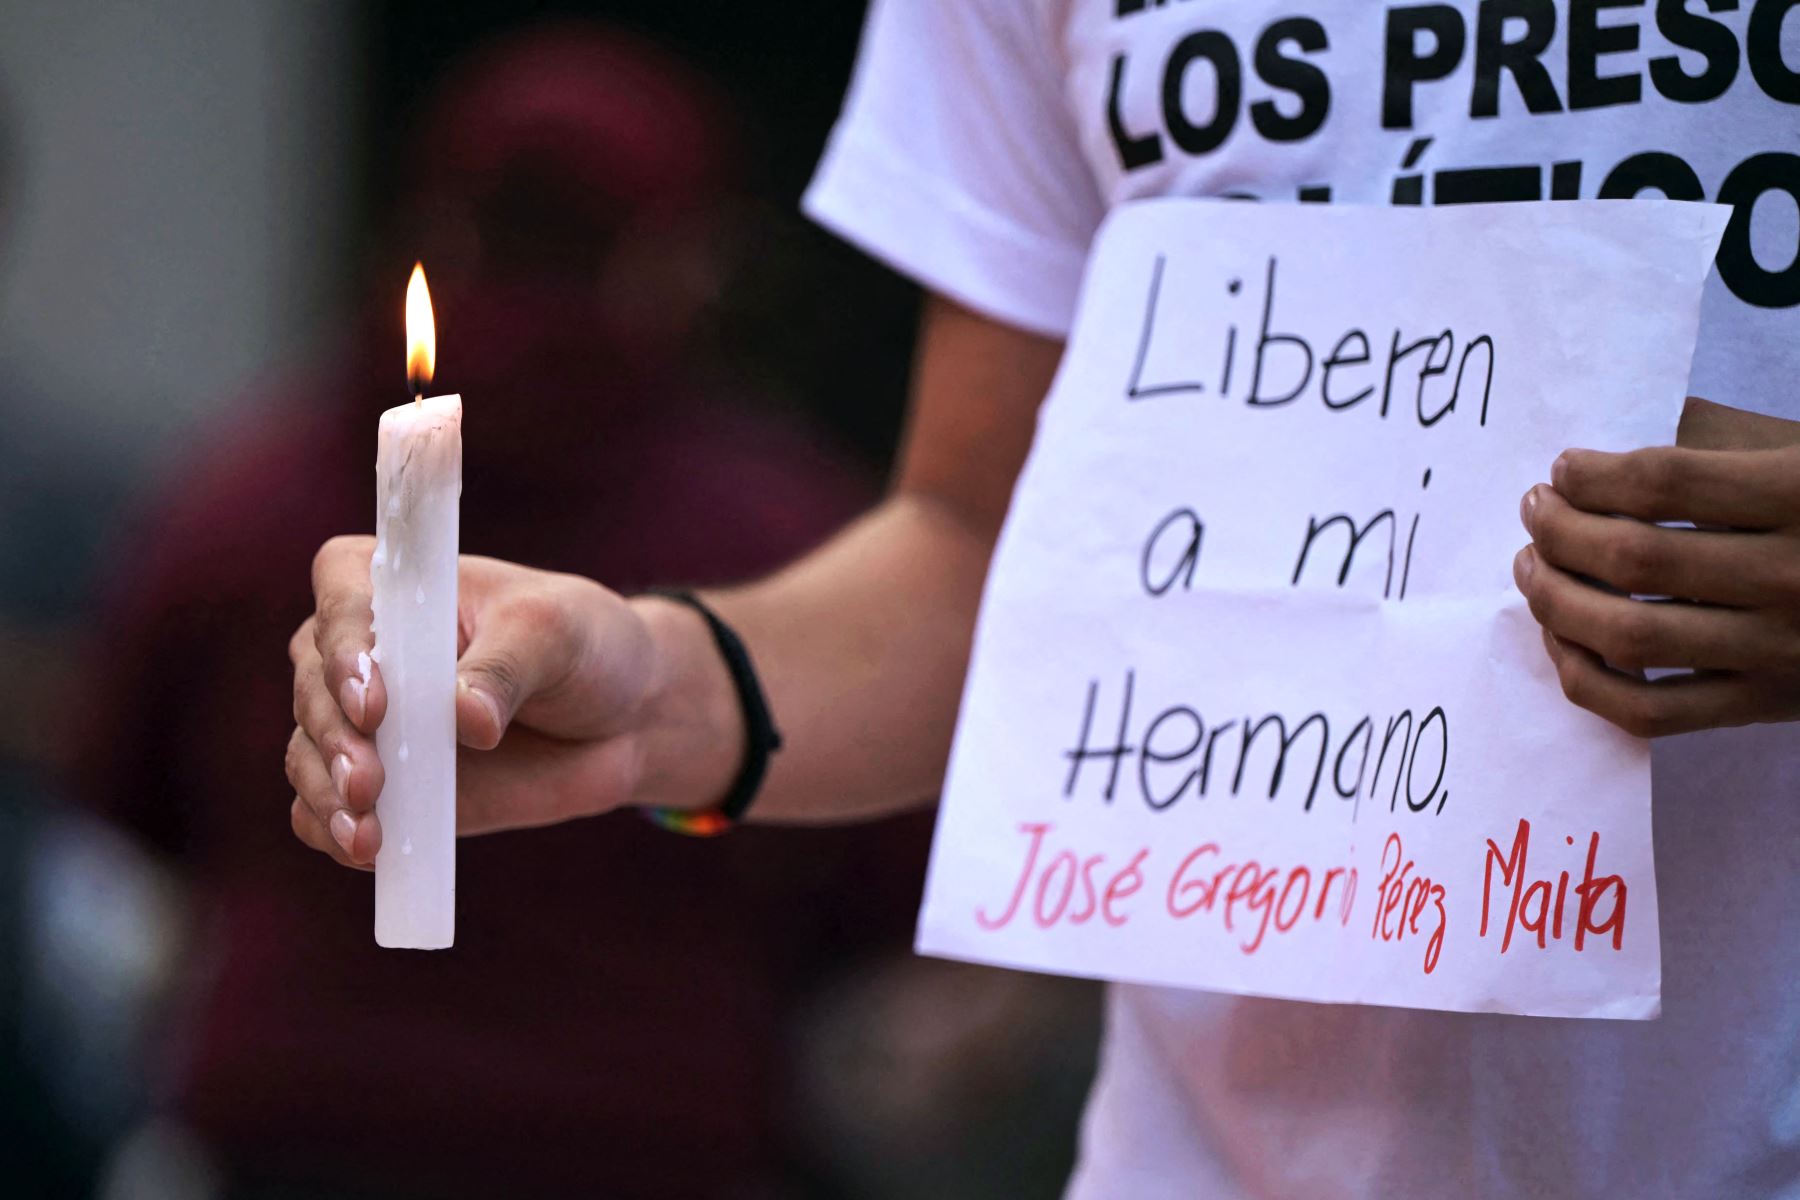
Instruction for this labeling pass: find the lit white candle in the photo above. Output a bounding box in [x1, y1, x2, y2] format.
[372, 263, 460, 949]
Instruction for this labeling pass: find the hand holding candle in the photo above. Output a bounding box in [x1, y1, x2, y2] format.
[285, 271, 750, 914]
[288, 538, 747, 858]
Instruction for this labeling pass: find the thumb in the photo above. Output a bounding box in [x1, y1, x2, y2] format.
[455, 673, 511, 751]
[456, 614, 561, 750]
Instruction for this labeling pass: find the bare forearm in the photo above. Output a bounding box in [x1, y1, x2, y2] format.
[626, 495, 993, 822]
[714, 493, 995, 821]
[631, 298, 1062, 825]
[287, 300, 1059, 863]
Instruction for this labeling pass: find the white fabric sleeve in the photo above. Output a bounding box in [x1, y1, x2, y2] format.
[803, 0, 1105, 340]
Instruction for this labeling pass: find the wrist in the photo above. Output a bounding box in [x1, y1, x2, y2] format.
[628, 594, 744, 812]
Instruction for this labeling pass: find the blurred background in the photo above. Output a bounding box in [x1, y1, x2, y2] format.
[0, 3, 1100, 1198]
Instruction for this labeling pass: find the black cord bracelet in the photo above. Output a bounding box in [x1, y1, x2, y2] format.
[641, 588, 783, 834]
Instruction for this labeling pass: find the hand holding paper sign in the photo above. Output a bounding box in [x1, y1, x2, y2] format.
[918, 199, 1730, 1019]
[1517, 404, 1800, 737]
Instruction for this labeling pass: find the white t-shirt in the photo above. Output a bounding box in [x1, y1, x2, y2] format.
[805, 3, 1800, 1197]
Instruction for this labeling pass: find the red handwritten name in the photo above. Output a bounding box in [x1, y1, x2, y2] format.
[975, 823, 1150, 932]
[975, 823, 1360, 957]
[1479, 818, 1626, 952]
[973, 820, 1631, 980]
[1165, 842, 1358, 954]
[1372, 833, 1447, 974]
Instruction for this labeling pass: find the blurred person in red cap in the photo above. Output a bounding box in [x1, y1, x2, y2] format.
[78, 23, 929, 1200]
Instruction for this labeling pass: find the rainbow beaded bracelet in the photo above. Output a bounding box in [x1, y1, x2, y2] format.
[642, 806, 737, 837]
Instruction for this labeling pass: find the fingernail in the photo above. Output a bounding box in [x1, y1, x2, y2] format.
[1520, 486, 1538, 531]
[1551, 452, 1570, 488]
[460, 677, 504, 733]
[330, 810, 357, 856]
[1517, 546, 1535, 582]
[331, 753, 352, 803]
[341, 678, 367, 726]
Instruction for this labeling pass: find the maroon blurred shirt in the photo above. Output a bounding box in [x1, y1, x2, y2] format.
[75, 26, 930, 1200]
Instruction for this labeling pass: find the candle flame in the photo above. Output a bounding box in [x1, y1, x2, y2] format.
[405, 262, 435, 394]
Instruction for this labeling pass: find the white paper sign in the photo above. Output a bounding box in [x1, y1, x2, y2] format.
[918, 200, 1727, 1020]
